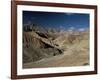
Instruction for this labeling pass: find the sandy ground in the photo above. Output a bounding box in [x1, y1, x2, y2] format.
[23, 47, 89, 68]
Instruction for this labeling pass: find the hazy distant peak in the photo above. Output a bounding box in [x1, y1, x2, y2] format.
[67, 27, 75, 33]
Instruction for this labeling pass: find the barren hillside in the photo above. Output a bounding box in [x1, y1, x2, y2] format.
[23, 25, 89, 68]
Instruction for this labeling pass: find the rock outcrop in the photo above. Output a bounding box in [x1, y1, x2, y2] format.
[23, 31, 63, 63]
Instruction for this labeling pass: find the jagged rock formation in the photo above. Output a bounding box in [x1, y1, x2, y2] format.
[23, 31, 63, 63]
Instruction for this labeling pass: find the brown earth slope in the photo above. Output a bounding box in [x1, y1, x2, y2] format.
[23, 29, 89, 68]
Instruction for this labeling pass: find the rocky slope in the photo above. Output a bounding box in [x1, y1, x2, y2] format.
[23, 25, 89, 68]
[23, 31, 63, 64]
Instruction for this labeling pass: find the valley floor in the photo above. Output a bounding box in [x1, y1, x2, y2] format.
[23, 48, 89, 68]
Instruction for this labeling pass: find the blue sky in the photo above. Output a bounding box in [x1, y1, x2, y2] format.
[23, 11, 89, 30]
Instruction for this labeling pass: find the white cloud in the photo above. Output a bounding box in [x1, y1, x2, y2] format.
[78, 28, 85, 32]
[68, 27, 75, 30]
